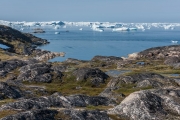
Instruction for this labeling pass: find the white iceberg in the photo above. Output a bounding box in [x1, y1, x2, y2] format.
[112, 27, 129, 31]
[55, 32, 60, 34]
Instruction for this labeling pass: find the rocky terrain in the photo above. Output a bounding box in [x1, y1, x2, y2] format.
[1, 25, 180, 119]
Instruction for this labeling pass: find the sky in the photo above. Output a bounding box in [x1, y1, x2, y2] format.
[0, 0, 180, 22]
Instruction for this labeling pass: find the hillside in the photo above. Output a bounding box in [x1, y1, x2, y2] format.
[0, 25, 180, 120]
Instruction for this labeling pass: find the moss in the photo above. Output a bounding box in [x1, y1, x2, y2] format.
[23, 73, 110, 96]
[85, 105, 113, 110]
[0, 110, 18, 119]
[0, 99, 16, 106]
[108, 114, 127, 120]
[115, 83, 153, 96]
[54, 111, 71, 120]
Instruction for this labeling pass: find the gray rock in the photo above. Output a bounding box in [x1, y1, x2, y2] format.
[137, 45, 180, 60]
[66, 95, 111, 107]
[91, 55, 123, 62]
[108, 88, 180, 120]
[164, 57, 180, 68]
[0, 59, 26, 77]
[51, 65, 67, 72]
[1, 109, 58, 120]
[60, 109, 110, 120]
[65, 58, 87, 64]
[17, 63, 63, 83]
[0, 82, 22, 100]
[100, 72, 177, 101]
[73, 68, 109, 85]
[115, 72, 174, 87]
[0, 93, 111, 111]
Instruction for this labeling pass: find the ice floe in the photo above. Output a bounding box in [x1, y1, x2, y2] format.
[1, 20, 180, 32]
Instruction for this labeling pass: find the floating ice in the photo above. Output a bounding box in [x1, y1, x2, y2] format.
[171, 40, 178, 43]
[112, 27, 129, 31]
[79, 28, 83, 30]
[1, 20, 180, 32]
[55, 32, 60, 34]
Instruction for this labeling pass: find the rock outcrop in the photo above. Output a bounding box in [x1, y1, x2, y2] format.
[73, 68, 109, 86]
[59, 109, 110, 120]
[100, 72, 178, 101]
[17, 63, 63, 83]
[0, 82, 22, 100]
[33, 49, 65, 61]
[91, 55, 123, 62]
[0, 93, 111, 111]
[108, 88, 180, 120]
[1, 109, 110, 120]
[0, 59, 26, 77]
[137, 45, 180, 60]
[1, 109, 58, 120]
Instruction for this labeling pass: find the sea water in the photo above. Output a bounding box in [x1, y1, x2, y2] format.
[23, 26, 180, 62]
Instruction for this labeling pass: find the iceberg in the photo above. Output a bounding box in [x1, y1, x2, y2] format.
[112, 27, 129, 31]
[55, 32, 60, 34]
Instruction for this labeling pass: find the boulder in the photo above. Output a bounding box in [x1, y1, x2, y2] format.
[91, 55, 122, 62]
[164, 57, 180, 68]
[0, 82, 22, 100]
[66, 94, 111, 107]
[17, 63, 63, 83]
[137, 45, 180, 60]
[0, 59, 26, 77]
[108, 88, 180, 120]
[1, 109, 58, 120]
[59, 109, 110, 120]
[100, 72, 178, 101]
[0, 93, 111, 111]
[73, 68, 109, 81]
[64, 58, 86, 64]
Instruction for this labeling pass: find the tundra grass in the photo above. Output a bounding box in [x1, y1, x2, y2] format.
[23, 73, 111, 96]
[0, 110, 18, 119]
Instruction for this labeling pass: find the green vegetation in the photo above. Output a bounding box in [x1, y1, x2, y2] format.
[0, 110, 18, 119]
[23, 73, 110, 96]
[85, 105, 113, 110]
[115, 83, 153, 96]
[108, 114, 127, 120]
[0, 99, 16, 106]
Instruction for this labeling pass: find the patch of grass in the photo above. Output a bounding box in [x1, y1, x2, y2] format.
[23, 72, 110, 96]
[85, 105, 113, 110]
[0, 99, 16, 106]
[115, 83, 153, 96]
[108, 114, 127, 120]
[54, 111, 71, 120]
[0, 110, 18, 118]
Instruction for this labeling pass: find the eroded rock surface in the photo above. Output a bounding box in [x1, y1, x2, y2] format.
[17, 63, 63, 83]
[0, 59, 26, 77]
[73, 68, 109, 86]
[0, 82, 22, 100]
[108, 88, 180, 120]
[137, 45, 180, 60]
[1, 109, 58, 120]
[0, 93, 111, 111]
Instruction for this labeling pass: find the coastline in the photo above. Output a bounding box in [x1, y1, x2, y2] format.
[1, 25, 180, 119]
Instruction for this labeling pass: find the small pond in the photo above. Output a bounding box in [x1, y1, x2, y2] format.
[0, 44, 9, 49]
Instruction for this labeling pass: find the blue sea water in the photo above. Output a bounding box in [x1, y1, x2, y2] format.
[25, 26, 180, 61]
[0, 44, 9, 49]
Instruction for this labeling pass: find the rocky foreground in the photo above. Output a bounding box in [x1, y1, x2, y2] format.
[1, 25, 180, 119]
